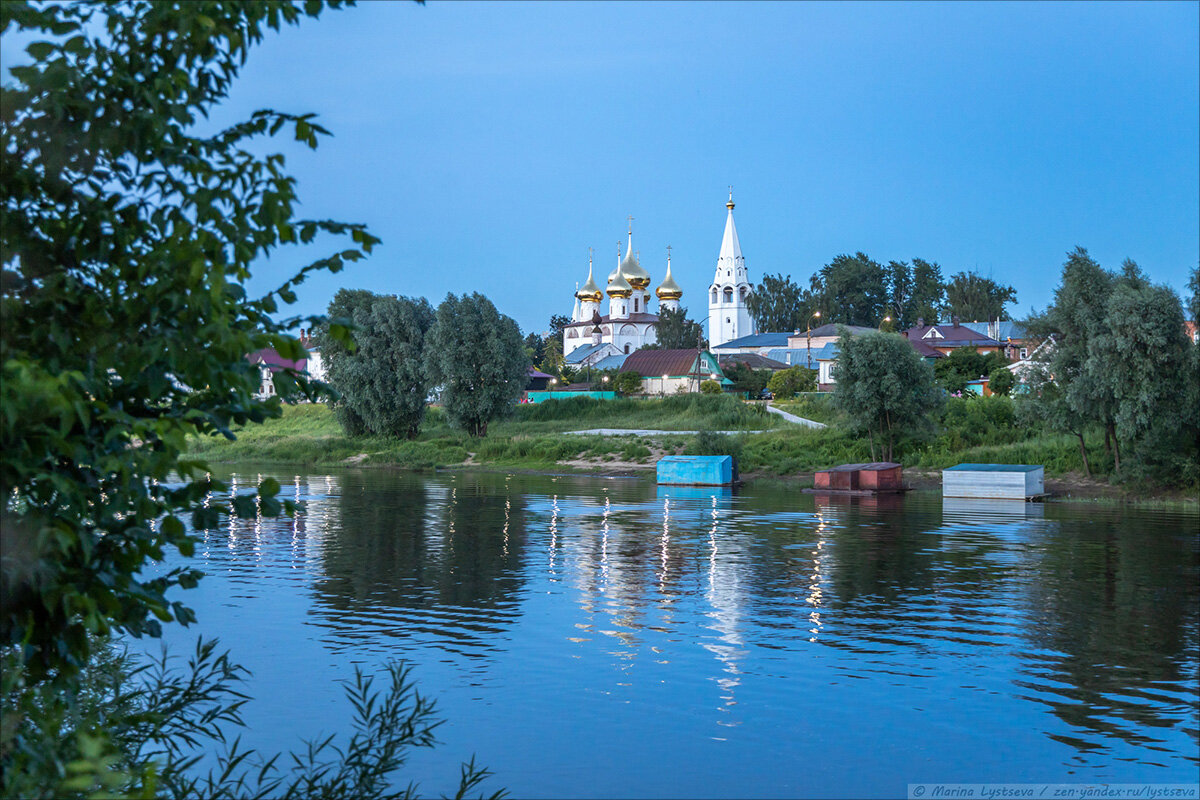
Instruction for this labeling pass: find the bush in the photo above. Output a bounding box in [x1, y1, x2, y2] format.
[689, 430, 745, 462]
[699, 380, 722, 394]
[767, 367, 817, 398]
[614, 371, 646, 395]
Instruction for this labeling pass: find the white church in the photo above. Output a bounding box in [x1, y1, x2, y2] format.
[561, 193, 753, 361]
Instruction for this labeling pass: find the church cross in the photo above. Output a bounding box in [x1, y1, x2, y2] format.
[627, 214, 634, 233]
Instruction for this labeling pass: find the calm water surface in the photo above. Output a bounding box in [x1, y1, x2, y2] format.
[148, 468, 1199, 798]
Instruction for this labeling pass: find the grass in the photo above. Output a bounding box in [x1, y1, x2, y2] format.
[187, 395, 1197, 498]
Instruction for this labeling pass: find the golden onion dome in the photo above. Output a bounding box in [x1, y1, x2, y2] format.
[606, 264, 633, 298]
[620, 249, 651, 290]
[575, 260, 602, 302]
[656, 258, 683, 300]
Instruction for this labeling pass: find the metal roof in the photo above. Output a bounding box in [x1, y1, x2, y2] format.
[710, 332, 792, 350]
[621, 349, 717, 378]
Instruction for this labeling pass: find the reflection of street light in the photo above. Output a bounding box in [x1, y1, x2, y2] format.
[806, 310, 822, 369]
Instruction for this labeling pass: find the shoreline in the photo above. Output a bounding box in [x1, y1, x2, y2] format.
[198, 455, 1200, 509]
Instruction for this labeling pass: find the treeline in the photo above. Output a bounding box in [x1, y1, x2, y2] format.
[320, 289, 529, 438]
[828, 249, 1200, 486]
[747, 253, 1018, 332]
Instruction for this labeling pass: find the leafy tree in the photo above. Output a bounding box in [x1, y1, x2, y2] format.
[886, 260, 913, 328]
[1186, 263, 1200, 324]
[654, 306, 706, 349]
[614, 370, 645, 395]
[699, 379, 722, 394]
[1, 0, 379, 684]
[746, 272, 810, 333]
[320, 290, 434, 439]
[910, 258, 947, 326]
[988, 364, 1015, 396]
[426, 293, 529, 437]
[1089, 279, 1194, 477]
[547, 314, 572, 341]
[0, 2, 503, 797]
[832, 331, 941, 461]
[946, 270, 1018, 321]
[811, 252, 888, 327]
[523, 331, 546, 366]
[767, 366, 817, 398]
[1022, 248, 1115, 474]
[723, 362, 771, 398]
[933, 346, 1009, 394]
[539, 334, 564, 375]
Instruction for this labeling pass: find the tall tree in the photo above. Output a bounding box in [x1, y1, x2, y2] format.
[1185, 263, 1199, 323]
[654, 306, 706, 349]
[1022, 248, 1115, 474]
[910, 258, 947, 325]
[832, 331, 941, 461]
[945, 270, 1018, 321]
[320, 290, 434, 439]
[1089, 277, 1193, 472]
[812, 252, 888, 326]
[426, 293, 530, 437]
[524, 331, 547, 366]
[886, 260, 913, 328]
[548, 314, 572, 340]
[746, 272, 809, 332]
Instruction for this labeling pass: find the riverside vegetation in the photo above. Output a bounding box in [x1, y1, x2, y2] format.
[186, 393, 1199, 499]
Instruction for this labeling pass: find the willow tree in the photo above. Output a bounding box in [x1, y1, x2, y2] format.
[831, 330, 940, 461]
[425, 293, 529, 437]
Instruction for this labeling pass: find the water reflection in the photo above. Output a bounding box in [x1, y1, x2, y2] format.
[187, 468, 1198, 789]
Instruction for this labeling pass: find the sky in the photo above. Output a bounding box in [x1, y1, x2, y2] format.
[7, 1, 1199, 334]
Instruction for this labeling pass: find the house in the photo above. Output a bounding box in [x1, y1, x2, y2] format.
[246, 330, 325, 400]
[961, 320, 1031, 362]
[526, 368, 554, 392]
[901, 318, 1003, 357]
[717, 353, 790, 373]
[785, 323, 877, 352]
[709, 332, 792, 357]
[619, 349, 732, 394]
[565, 341, 622, 369]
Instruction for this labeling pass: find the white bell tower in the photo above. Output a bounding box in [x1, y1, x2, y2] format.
[707, 190, 752, 347]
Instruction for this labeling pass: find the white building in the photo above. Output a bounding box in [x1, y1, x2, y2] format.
[562, 194, 753, 356]
[707, 192, 752, 348]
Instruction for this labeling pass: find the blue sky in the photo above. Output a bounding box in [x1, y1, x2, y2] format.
[9, 1, 1199, 333]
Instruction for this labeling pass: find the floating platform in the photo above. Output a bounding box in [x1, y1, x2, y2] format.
[656, 455, 737, 486]
[943, 463, 1045, 500]
[810, 462, 904, 494]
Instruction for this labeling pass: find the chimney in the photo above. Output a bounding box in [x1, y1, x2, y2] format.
[916, 317, 925, 328]
[952, 316, 960, 328]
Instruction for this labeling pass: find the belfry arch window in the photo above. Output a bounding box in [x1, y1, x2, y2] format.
[739, 286, 748, 299]
[711, 288, 718, 303]
[723, 287, 733, 302]
[624, 344, 630, 354]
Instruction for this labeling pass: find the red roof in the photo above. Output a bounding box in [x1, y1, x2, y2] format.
[620, 349, 702, 377]
[247, 348, 307, 373]
[903, 324, 1001, 348]
[907, 339, 946, 358]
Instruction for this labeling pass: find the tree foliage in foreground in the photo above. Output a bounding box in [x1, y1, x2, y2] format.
[1021, 249, 1198, 483]
[425, 293, 529, 437]
[0, 1, 500, 796]
[320, 290, 434, 439]
[651, 306, 706, 350]
[832, 331, 941, 462]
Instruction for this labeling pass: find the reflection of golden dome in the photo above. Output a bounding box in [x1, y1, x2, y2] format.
[656, 258, 683, 300]
[576, 260, 602, 302]
[620, 249, 650, 290]
[607, 265, 632, 298]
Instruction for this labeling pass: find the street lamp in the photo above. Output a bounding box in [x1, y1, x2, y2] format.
[806, 310, 822, 369]
[662, 373, 669, 397]
[879, 314, 892, 331]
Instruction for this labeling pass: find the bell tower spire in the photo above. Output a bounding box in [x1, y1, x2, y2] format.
[708, 189, 752, 346]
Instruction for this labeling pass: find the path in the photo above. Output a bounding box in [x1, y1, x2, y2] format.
[565, 428, 766, 436]
[765, 403, 826, 429]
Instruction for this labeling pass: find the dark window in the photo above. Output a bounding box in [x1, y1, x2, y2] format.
[624, 344, 630, 354]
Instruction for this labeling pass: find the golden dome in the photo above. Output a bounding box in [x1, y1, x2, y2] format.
[620, 249, 651, 290]
[606, 264, 633, 298]
[575, 260, 602, 302]
[656, 258, 683, 300]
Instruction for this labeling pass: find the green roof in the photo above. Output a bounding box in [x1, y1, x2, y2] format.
[944, 463, 1042, 472]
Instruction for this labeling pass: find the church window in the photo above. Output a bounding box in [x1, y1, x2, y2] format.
[633, 297, 639, 312]
[723, 287, 733, 302]
[726, 317, 731, 324]
[624, 344, 630, 354]
[711, 289, 718, 303]
[739, 286, 748, 298]
[567, 328, 578, 338]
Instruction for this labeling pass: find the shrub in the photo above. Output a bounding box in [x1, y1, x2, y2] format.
[699, 380, 722, 394]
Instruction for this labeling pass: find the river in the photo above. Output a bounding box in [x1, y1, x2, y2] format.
[146, 467, 1199, 798]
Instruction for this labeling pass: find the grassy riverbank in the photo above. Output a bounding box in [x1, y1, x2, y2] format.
[187, 395, 1197, 502]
